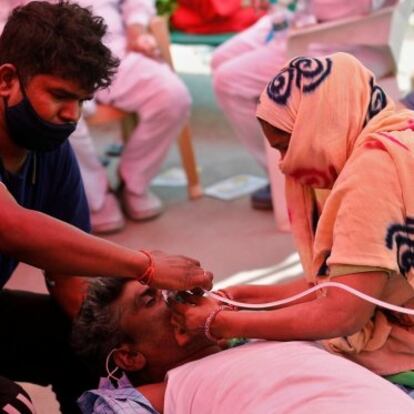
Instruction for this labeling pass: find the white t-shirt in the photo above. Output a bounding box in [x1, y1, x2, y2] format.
[165, 341, 414, 414]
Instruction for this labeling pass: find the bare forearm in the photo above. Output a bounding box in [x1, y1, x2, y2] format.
[0, 206, 146, 278]
[213, 273, 387, 341]
[214, 298, 358, 341]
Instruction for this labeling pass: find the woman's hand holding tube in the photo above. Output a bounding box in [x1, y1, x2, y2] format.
[170, 294, 228, 340]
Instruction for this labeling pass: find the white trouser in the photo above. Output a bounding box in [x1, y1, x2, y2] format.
[97, 53, 191, 196]
[212, 11, 392, 171]
[212, 16, 286, 170]
[71, 53, 191, 210]
[69, 118, 108, 212]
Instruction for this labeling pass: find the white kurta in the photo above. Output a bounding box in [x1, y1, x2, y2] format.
[78, 0, 191, 201]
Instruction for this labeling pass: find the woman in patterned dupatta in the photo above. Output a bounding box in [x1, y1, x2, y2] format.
[172, 53, 414, 386]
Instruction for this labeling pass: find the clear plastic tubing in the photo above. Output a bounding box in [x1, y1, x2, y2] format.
[206, 281, 414, 315]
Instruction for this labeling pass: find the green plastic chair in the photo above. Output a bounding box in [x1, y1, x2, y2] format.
[170, 30, 235, 47]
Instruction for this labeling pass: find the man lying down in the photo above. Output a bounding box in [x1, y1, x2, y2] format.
[72, 278, 414, 413]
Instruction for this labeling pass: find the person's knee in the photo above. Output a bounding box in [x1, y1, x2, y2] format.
[159, 76, 192, 122]
[211, 46, 227, 72]
[212, 63, 234, 101]
[0, 377, 35, 414]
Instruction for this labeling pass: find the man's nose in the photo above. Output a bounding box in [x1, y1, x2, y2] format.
[59, 101, 81, 123]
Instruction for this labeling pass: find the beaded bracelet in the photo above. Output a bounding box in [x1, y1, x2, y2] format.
[204, 305, 226, 342]
[215, 289, 238, 311]
[137, 250, 155, 285]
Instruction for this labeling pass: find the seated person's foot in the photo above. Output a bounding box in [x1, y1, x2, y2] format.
[91, 192, 125, 234]
[251, 184, 273, 210]
[122, 190, 163, 221]
[105, 143, 124, 157]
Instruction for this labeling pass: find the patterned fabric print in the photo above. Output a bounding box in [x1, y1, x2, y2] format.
[256, 52, 411, 280]
[267, 56, 332, 105]
[290, 166, 338, 188]
[0, 377, 35, 414]
[365, 77, 387, 125]
[78, 375, 159, 414]
[386, 217, 414, 277]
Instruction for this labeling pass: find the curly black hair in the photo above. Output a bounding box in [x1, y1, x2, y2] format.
[0, 1, 119, 92]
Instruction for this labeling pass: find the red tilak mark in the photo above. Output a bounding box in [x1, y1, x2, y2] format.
[377, 132, 409, 150]
[364, 140, 387, 151]
[291, 168, 331, 187]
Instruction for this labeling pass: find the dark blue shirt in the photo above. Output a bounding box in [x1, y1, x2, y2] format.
[0, 141, 90, 287]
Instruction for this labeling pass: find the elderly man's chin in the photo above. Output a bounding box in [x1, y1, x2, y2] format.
[153, 290, 211, 350]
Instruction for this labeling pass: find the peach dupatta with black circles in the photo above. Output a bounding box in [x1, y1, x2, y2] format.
[256, 52, 414, 374]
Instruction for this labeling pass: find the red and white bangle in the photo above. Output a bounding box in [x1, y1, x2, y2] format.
[214, 289, 238, 311]
[137, 250, 155, 285]
[204, 306, 226, 342]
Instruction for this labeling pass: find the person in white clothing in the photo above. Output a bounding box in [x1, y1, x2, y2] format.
[212, 0, 389, 209]
[73, 278, 414, 413]
[75, 0, 191, 232]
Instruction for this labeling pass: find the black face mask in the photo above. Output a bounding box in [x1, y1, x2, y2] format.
[4, 84, 77, 152]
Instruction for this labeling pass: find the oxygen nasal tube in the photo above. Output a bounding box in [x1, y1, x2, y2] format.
[205, 282, 414, 315]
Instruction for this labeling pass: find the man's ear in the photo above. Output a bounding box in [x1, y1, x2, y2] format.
[113, 345, 146, 372]
[0, 64, 19, 97]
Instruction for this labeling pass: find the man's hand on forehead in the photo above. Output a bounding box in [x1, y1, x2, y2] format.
[147, 251, 214, 291]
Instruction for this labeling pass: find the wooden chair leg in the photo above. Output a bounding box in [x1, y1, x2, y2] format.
[121, 114, 138, 143]
[151, 16, 203, 200]
[179, 124, 203, 199]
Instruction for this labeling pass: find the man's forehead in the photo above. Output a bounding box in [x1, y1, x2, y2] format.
[117, 281, 149, 311]
[29, 73, 93, 98]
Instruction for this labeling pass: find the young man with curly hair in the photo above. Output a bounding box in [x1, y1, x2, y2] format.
[0, 2, 212, 412]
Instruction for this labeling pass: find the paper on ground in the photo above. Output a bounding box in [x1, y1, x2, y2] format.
[205, 175, 268, 201]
